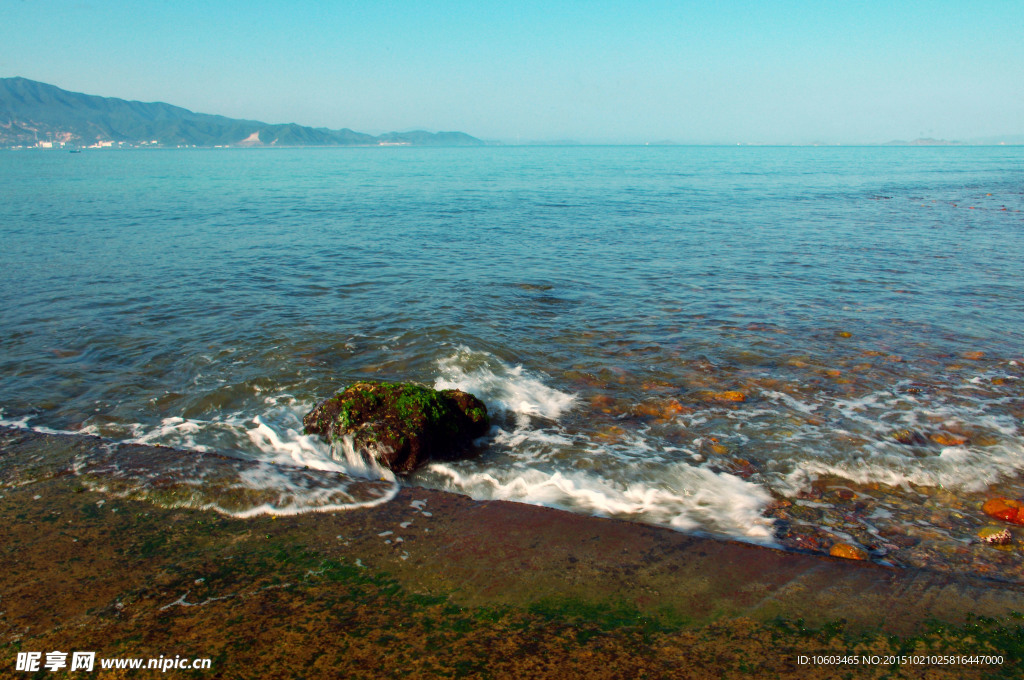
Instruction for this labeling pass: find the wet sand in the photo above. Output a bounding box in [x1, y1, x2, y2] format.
[1, 426, 1022, 678]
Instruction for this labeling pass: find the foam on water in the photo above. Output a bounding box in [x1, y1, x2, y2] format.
[427, 461, 775, 540]
[0, 412, 71, 436]
[434, 346, 576, 424]
[725, 372, 1024, 497]
[246, 415, 337, 470]
[418, 348, 1024, 543]
[775, 440, 1024, 498]
[5, 343, 1021, 544]
[74, 451, 399, 518]
[417, 348, 777, 541]
[123, 416, 219, 451]
[244, 410, 398, 484]
[5, 399, 400, 517]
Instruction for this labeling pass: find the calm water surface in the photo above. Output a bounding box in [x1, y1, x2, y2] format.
[2, 146, 1023, 576]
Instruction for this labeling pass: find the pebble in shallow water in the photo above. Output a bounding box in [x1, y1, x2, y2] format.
[982, 498, 1024, 525]
[978, 526, 1013, 546]
[829, 543, 868, 560]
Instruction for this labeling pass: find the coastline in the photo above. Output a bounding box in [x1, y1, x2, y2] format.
[2, 425, 1022, 678]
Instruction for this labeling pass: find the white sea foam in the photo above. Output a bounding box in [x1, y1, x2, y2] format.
[222, 464, 399, 518]
[125, 416, 216, 451]
[79, 457, 399, 519]
[763, 390, 819, 414]
[434, 346, 576, 422]
[426, 461, 774, 540]
[0, 412, 74, 435]
[0, 412, 33, 429]
[23, 342, 1019, 541]
[491, 425, 578, 453]
[243, 413, 392, 477]
[420, 347, 777, 541]
[738, 380, 1024, 496]
[19, 393, 402, 517]
[774, 438, 1024, 497]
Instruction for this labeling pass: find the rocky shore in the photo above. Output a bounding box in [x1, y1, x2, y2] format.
[1, 425, 1022, 678]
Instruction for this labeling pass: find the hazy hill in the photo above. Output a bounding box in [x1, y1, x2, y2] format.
[0, 77, 483, 148]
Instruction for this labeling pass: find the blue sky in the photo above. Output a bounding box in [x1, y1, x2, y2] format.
[2, 0, 1022, 144]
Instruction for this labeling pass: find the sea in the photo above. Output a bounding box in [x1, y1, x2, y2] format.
[2, 145, 1023, 577]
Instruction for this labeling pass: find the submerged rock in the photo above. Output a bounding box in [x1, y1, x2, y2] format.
[982, 497, 1024, 525]
[692, 390, 748, 404]
[303, 381, 490, 473]
[929, 432, 968, 447]
[631, 398, 693, 422]
[978, 526, 1013, 546]
[829, 543, 868, 561]
[890, 429, 928, 446]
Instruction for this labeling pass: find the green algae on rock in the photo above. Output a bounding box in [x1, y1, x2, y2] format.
[303, 381, 490, 473]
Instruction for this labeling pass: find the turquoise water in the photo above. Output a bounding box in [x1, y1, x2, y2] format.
[2, 146, 1023, 572]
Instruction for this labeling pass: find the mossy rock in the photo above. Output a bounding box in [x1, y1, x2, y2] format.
[303, 381, 490, 473]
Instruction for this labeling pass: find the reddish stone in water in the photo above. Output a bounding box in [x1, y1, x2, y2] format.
[829, 543, 868, 561]
[929, 432, 968, 447]
[634, 398, 694, 421]
[594, 425, 627, 442]
[662, 399, 693, 415]
[727, 457, 757, 478]
[890, 429, 928, 446]
[589, 394, 617, 413]
[983, 498, 1024, 525]
[699, 390, 747, 403]
[633, 402, 664, 418]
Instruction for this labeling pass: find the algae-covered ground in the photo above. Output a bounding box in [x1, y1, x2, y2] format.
[2, 426, 1023, 679]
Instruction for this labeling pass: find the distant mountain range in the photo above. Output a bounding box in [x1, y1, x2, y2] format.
[0, 77, 483, 148]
